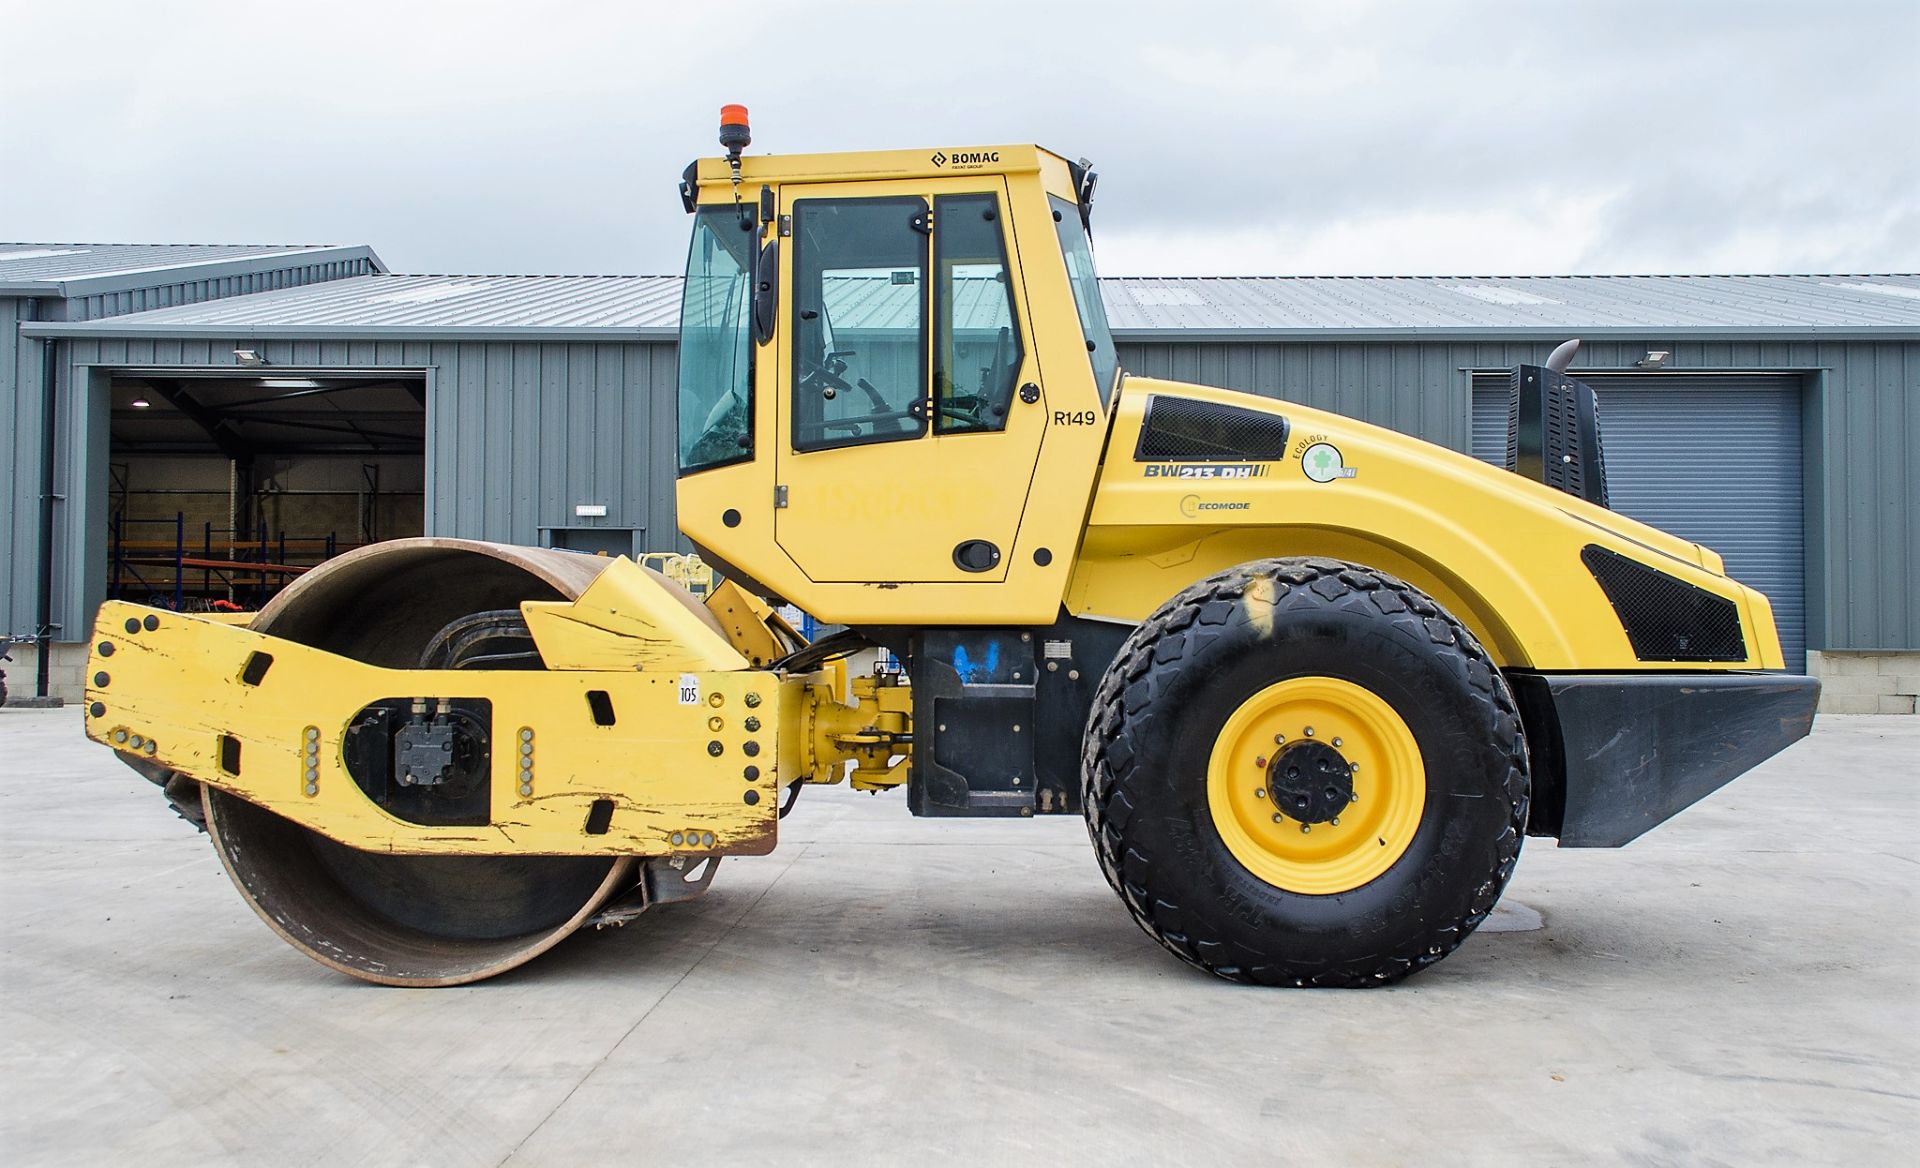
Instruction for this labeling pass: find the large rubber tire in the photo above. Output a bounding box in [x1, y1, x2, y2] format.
[1082, 557, 1529, 987]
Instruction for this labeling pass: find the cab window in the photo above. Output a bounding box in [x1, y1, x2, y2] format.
[790, 197, 929, 452]
[933, 193, 1023, 433]
[677, 206, 756, 473]
[1051, 195, 1119, 404]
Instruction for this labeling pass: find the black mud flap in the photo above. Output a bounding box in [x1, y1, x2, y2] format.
[1507, 672, 1819, 847]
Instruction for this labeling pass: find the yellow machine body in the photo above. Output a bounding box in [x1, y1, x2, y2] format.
[674, 145, 1780, 673]
[1067, 379, 1784, 672]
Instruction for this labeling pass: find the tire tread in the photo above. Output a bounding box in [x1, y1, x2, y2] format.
[1080, 556, 1529, 987]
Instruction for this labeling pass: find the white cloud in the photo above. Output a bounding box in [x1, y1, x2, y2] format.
[2, 0, 1915, 276]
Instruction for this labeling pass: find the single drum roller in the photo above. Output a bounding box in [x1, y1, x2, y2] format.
[198, 539, 644, 986]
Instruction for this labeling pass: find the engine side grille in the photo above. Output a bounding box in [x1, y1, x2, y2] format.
[1135, 396, 1290, 462]
[1582, 545, 1745, 662]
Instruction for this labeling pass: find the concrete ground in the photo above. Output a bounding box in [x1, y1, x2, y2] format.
[1, 709, 1913, 1167]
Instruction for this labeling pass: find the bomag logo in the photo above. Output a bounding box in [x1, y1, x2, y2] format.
[933, 149, 999, 169]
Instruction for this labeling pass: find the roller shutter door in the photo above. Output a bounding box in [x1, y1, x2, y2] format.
[1471, 374, 1805, 672]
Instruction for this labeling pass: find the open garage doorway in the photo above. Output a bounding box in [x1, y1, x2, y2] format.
[105, 369, 425, 613]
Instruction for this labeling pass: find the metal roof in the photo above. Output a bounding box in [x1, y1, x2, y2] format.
[0, 243, 387, 297]
[21, 272, 1920, 341]
[21, 273, 685, 340]
[1100, 274, 1920, 340]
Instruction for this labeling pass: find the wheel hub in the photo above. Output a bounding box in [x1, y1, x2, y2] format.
[1205, 676, 1426, 895]
[1265, 740, 1353, 824]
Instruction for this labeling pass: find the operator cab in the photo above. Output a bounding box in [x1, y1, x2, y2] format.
[674, 110, 1119, 625]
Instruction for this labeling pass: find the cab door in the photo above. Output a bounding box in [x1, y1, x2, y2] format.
[774, 179, 1042, 583]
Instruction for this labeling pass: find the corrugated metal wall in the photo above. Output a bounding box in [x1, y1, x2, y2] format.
[2, 297, 45, 635]
[34, 336, 684, 642]
[1117, 338, 1919, 652]
[59, 257, 380, 323]
[7, 330, 1911, 653]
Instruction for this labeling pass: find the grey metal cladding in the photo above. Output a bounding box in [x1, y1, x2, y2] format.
[2, 297, 40, 634]
[39, 335, 686, 640]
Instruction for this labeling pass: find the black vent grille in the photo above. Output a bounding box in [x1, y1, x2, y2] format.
[1582, 545, 1745, 662]
[1135, 396, 1290, 462]
[1507, 366, 1610, 508]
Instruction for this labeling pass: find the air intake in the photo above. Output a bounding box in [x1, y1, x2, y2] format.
[1581, 545, 1745, 662]
[1135, 396, 1290, 462]
[1506, 364, 1610, 508]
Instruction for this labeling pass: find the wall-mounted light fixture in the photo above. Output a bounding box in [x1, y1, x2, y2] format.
[1637, 350, 1670, 369]
[129, 396, 151, 408]
[574, 503, 608, 518]
[233, 349, 267, 367]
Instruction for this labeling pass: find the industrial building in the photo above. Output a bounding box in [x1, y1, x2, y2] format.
[4, 244, 1916, 710]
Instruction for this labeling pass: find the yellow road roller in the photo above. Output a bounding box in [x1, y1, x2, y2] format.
[83, 108, 1817, 986]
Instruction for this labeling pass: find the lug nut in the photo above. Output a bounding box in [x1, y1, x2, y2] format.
[1303, 726, 1314, 737]
[1272, 813, 1284, 823]
[1331, 816, 1341, 826]
[1274, 733, 1286, 744]
[1300, 824, 1311, 833]
[1254, 788, 1266, 798]
[1332, 737, 1343, 747]
[1254, 756, 1267, 768]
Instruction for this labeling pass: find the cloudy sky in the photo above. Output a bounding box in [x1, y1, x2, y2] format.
[4, 1, 1915, 277]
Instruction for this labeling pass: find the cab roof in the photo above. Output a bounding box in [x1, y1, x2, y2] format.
[689, 144, 1075, 194]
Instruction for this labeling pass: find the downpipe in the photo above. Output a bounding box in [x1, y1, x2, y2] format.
[35, 323, 59, 700]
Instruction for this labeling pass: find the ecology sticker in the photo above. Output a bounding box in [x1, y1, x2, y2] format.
[1301, 443, 1357, 483]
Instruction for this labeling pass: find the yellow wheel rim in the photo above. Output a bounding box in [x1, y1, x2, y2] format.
[1206, 676, 1425, 895]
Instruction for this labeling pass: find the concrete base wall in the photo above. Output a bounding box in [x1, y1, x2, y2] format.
[1808, 650, 1920, 715]
[2, 641, 89, 705]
